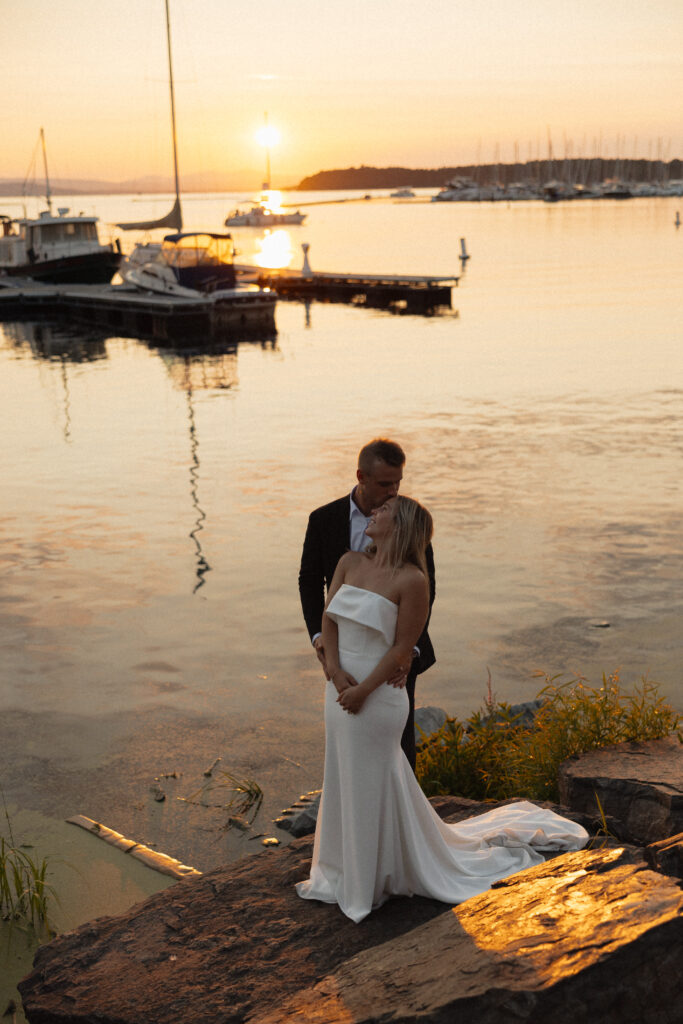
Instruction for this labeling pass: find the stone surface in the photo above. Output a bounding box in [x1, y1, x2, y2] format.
[646, 832, 683, 879]
[274, 789, 322, 837]
[258, 847, 683, 1024]
[559, 735, 683, 845]
[414, 704, 448, 739]
[19, 800, 683, 1024]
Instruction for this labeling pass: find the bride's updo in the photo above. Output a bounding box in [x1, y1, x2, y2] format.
[368, 496, 432, 575]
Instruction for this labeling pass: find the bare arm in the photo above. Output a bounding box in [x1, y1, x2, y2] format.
[337, 573, 429, 714]
[321, 554, 359, 693]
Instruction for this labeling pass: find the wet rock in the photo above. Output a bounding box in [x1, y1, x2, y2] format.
[274, 790, 321, 836]
[19, 833, 683, 1024]
[559, 735, 683, 845]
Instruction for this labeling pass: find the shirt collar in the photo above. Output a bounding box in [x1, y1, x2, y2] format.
[349, 487, 369, 520]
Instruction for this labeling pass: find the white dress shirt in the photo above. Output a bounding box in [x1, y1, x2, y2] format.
[349, 488, 373, 552]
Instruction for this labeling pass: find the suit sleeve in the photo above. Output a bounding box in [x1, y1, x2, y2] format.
[414, 541, 436, 673]
[426, 541, 436, 610]
[298, 510, 326, 642]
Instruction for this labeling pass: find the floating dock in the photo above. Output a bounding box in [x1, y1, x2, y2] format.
[0, 278, 277, 344]
[239, 263, 459, 314]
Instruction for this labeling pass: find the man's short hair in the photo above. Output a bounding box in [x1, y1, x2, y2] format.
[358, 438, 406, 473]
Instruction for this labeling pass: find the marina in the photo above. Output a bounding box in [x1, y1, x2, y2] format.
[0, 277, 276, 342]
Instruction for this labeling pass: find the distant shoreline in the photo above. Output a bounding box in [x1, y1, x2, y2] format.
[2, 157, 681, 197]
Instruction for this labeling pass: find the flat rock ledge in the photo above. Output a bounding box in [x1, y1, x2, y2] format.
[559, 735, 683, 845]
[18, 830, 682, 1022]
[18, 736, 683, 1024]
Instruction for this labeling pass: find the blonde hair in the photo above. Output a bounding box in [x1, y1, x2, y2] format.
[367, 495, 433, 575]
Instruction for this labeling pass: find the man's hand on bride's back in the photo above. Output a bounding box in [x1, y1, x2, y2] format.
[385, 665, 408, 689]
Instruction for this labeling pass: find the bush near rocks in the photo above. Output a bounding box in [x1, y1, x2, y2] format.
[417, 672, 682, 804]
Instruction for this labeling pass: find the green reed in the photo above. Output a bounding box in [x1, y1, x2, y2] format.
[179, 770, 264, 828]
[416, 672, 682, 804]
[1, 788, 55, 932]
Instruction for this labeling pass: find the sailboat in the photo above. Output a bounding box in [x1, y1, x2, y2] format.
[116, 0, 182, 283]
[0, 129, 121, 284]
[224, 113, 307, 228]
[118, 0, 275, 327]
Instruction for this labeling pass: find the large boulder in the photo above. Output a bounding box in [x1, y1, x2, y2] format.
[19, 803, 683, 1024]
[559, 735, 683, 844]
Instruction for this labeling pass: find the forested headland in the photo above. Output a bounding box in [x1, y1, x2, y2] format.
[295, 159, 683, 190]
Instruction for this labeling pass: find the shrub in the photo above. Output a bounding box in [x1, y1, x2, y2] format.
[416, 672, 682, 804]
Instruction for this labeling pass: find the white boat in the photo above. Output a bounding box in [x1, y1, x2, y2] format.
[124, 231, 276, 315]
[224, 203, 306, 228]
[431, 177, 481, 202]
[390, 188, 416, 198]
[0, 130, 121, 284]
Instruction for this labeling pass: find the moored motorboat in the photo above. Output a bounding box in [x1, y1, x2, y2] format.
[0, 209, 121, 283]
[599, 179, 633, 199]
[124, 232, 237, 297]
[224, 203, 306, 227]
[124, 231, 276, 323]
[0, 128, 120, 284]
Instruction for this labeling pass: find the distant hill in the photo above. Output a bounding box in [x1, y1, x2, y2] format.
[295, 159, 683, 191]
[0, 169, 269, 196]
[3, 158, 680, 197]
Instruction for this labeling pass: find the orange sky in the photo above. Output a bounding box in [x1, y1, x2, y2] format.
[4, 0, 683, 189]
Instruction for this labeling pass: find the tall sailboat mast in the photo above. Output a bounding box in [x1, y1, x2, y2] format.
[165, 0, 181, 217]
[116, 0, 183, 232]
[40, 127, 53, 214]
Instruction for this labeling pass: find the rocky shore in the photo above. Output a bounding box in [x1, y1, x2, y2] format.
[18, 735, 683, 1023]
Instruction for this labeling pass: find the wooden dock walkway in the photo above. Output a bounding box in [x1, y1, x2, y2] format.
[0, 278, 276, 344]
[236, 265, 459, 313]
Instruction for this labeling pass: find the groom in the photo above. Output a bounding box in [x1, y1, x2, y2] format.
[299, 438, 435, 769]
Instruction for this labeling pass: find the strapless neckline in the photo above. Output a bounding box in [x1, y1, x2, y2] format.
[339, 583, 399, 608]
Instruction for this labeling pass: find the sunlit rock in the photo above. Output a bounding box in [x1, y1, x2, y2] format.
[19, 806, 683, 1024]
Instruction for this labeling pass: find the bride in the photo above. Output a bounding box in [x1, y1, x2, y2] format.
[296, 495, 588, 923]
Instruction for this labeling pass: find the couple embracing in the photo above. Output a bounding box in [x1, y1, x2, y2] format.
[297, 438, 587, 924]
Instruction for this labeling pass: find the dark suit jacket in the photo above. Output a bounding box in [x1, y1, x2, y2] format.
[298, 494, 436, 675]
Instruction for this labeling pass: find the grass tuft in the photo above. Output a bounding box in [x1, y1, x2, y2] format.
[179, 771, 263, 830]
[416, 672, 682, 804]
[1, 788, 55, 933]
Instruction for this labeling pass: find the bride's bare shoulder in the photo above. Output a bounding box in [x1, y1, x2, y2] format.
[398, 563, 429, 595]
[338, 550, 366, 573]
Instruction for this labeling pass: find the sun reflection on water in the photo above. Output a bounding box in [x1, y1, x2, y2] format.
[254, 228, 294, 269]
[259, 189, 282, 213]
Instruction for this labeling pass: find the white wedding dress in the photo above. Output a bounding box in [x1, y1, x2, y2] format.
[296, 584, 589, 923]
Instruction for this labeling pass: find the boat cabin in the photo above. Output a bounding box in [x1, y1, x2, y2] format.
[161, 232, 236, 291]
[0, 208, 104, 267]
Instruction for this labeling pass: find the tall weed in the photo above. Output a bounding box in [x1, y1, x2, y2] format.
[1, 787, 55, 933]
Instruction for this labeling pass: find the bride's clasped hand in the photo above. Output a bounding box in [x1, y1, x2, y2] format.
[296, 493, 589, 924]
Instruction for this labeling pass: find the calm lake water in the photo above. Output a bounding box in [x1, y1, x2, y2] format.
[1, 191, 682, 884]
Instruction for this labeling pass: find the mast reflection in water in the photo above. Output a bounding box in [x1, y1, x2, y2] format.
[166, 349, 243, 594]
